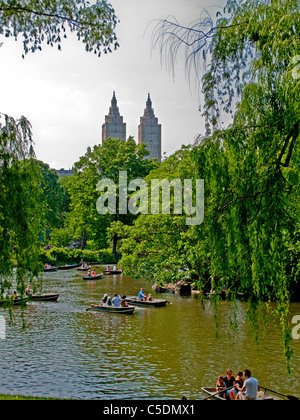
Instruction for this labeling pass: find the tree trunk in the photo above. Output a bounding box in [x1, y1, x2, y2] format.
[112, 233, 117, 256]
[81, 230, 87, 250]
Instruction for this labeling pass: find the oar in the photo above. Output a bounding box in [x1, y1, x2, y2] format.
[202, 386, 234, 400]
[86, 305, 99, 311]
[261, 386, 299, 400]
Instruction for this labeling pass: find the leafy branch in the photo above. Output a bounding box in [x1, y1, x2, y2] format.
[0, 0, 119, 56]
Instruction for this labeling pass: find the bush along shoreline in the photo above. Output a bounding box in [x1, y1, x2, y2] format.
[40, 247, 121, 266]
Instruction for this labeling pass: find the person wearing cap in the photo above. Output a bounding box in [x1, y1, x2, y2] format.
[147, 293, 153, 301]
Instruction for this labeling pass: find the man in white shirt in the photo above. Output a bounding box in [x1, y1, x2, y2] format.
[236, 370, 259, 400]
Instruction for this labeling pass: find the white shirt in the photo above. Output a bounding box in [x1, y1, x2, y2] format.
[244, 377, 259, 399]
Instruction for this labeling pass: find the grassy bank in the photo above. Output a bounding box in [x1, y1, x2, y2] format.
[0, 394, 63, 400]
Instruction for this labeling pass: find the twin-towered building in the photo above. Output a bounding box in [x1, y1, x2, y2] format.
[102, 92, 162, 162]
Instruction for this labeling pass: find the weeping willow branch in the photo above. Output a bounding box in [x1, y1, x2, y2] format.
[150, 9, 248, 85]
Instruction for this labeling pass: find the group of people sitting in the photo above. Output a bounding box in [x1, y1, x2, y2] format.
[87, 269, 97, 277]
[216, 369, 259, 400]
[99, 293, 128, 307]
[106, 265, 118, 271]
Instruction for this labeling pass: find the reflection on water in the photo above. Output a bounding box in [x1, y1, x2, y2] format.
[0, 267, 299, 399]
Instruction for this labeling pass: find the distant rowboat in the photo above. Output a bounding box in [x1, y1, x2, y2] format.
[43, 267, 58, 272]
[86, 305, 135, 314]
[77, 266, 91, 271]
[83, 274, 103, 280]
[58, 263, 81, 270]
[30, 293, 59, 302]
[103, 270, 123, 275]
[125, 296, 167, 307]
[0, 297, 28, 306]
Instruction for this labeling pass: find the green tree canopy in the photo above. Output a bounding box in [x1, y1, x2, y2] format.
[66, 137, 158, 252]
[34, 160, 70, 233]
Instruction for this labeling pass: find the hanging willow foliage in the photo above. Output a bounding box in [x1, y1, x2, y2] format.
[116, 0, 300, 371]
[0, 114, 42, 302]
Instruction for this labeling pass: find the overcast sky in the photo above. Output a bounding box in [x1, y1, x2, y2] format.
[0, 0, 226, 169]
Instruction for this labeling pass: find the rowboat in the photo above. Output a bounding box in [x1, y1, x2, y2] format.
[43, 266, 58, 272]
[83, 274, 103, 280]
[0, 297, 28, 306]
[201, 387, 284, 400]
[103, 270, 123, 275]
[58, 263, 81, 270]
[77, 266, 91, 271]
[87, 305, 135, 314]
[125, 296, 167, 307]
[30, 293, 59, 302]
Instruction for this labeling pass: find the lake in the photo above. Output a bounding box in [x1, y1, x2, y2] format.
[0, 266, 299, 399]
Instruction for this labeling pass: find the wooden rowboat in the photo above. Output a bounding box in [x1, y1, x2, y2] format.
[30, 293, 59, 302]
[43, 266, 58, 272]
[125, 296, 167, 307]
[0, 297, 28, 306]
[83, 274, 103, 280]
[201, 387, 284, 400]
[87, 305, 135, 314]
[103, 270, 123, 275]
[58, 263, 81, 270]
[77, 266, 91, 271]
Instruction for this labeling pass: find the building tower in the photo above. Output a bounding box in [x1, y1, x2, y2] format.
[102, 91, 126, 142]
[138, 93, 161, 162]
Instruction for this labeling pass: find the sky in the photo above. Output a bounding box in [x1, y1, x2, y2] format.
[0, 0, 226, 170]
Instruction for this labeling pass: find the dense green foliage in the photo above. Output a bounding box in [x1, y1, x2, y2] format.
[40, 246, 117, 265]
[62, 137, 157, 252]
[34, 160, 69, 234]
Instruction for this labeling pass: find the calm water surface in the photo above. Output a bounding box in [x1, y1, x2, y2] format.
[0, 266, 299, 399]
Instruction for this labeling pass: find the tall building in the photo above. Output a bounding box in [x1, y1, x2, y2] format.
[102, 91, 126, 142]
[138, 94, 161, 162]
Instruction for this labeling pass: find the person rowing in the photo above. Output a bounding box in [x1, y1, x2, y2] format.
[235, 370, 259, 400]
[138, 288, 147, 301]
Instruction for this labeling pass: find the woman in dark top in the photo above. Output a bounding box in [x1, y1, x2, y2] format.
[224, 369, 236, 399]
